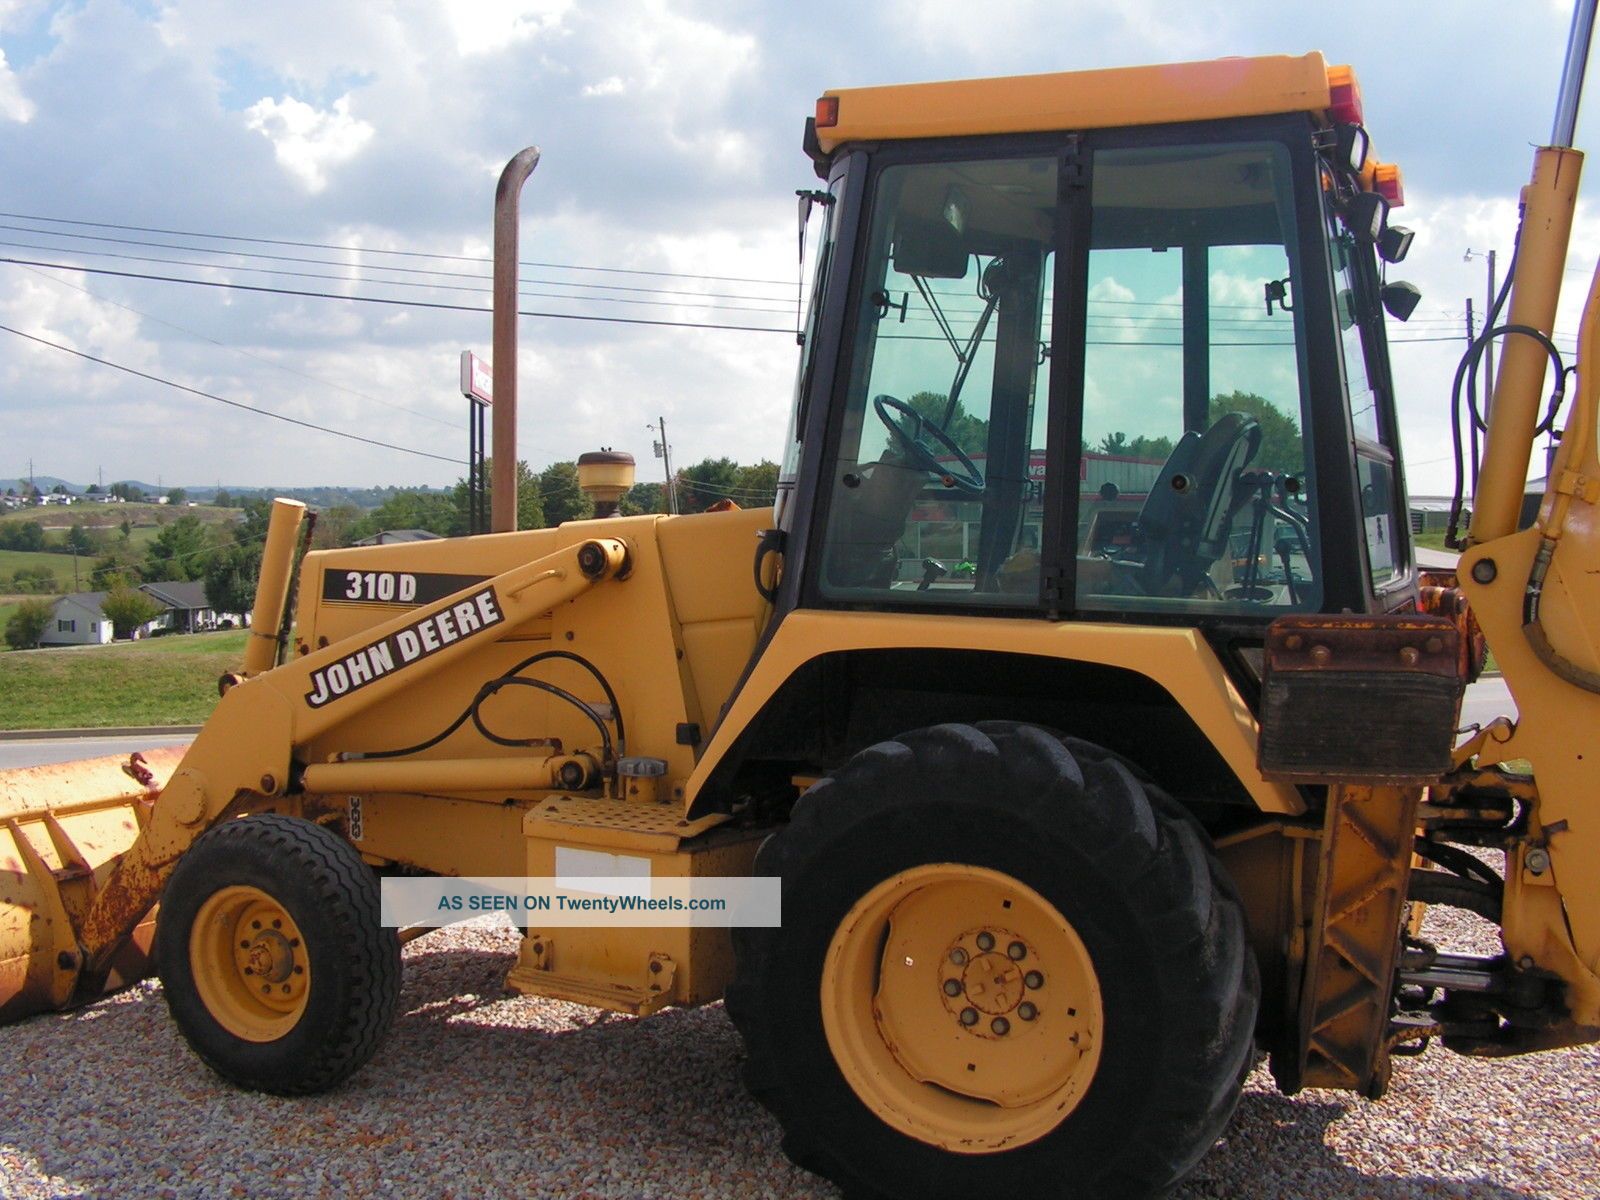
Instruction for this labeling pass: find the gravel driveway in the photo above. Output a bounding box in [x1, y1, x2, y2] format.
[2, 915, 1595, 1200]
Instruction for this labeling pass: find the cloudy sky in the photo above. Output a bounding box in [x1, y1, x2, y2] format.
[1, 0, 1595, 495]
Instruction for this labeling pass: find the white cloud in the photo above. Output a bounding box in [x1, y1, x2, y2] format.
[0, 48, 33, 122]
[442, 0, 571, 57]
[581, 75, 625, 98]
[244, 93, 374, 193]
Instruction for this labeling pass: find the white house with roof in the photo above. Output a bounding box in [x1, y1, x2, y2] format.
[38, 593, 114, 646]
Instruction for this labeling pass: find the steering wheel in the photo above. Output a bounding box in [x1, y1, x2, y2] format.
[872, 394, 985, 497]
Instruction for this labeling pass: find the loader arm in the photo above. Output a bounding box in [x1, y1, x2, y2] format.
[64, 532, 633, 995]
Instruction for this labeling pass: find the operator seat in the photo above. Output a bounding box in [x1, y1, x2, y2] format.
[1124, 412, 1262, 596]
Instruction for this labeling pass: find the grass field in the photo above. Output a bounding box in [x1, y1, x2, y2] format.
[0, 629, 248, 729]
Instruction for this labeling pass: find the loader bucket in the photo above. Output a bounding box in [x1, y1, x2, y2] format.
[0, 745, 188, 1022]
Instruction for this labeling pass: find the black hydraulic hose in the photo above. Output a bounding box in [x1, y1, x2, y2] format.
[1446, 323, 1564, 549]
[499, 650, 626, 758]
[472, 675, 614, 763]
[356, 649, 626, 761]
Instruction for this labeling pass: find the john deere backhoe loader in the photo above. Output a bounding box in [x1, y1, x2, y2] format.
[7, 8, 1600, 1197]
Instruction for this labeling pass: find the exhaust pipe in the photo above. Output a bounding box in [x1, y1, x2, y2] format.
[491, 147, 542, 533]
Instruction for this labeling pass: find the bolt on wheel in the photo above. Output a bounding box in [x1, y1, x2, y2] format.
[821, 863, 1103, 1152]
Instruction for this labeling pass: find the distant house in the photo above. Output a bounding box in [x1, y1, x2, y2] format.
[139, 580, 245, 634]
[39, 593, 114, 646]
[351, 529, 443, 546]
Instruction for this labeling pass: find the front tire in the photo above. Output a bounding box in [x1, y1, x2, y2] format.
[156, 813, 401, 1095]
[727, 723, 1258, 1200]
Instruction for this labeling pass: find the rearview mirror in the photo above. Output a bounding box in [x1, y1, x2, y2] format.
[1381, 281, 1422, 322]
[893, 217, 969, 280]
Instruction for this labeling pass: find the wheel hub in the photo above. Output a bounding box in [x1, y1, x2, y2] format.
[941, 932, 1039, 1034]
[823, 864, 1104, 1153]
[191, 886, 311, 1041]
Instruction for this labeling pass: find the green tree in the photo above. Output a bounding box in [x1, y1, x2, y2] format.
[451, 459, 542, 533]
[4, 598, 53, 649]
[1210, 390, 1304, 475]
[9, 565, 58, 594]
[620, 481, 664, 516]
[65, 524, 98, 555]
[674, 457, 741, 515]
[101, 586, 164, 639]
[734, 461, 780, 507]
[537, 461, 592, 525]
[1098, 431, 1130, 455]
[348, 490, 457, 541]
[213, 488, 232, 507]
[90, 547, 142, 590]
[86, 483, 102, 496]
[143, 515, 215, 581]
[203, 542, 261, 618]
[166, 487, 187, 506]
[904, 391, 990, 457]
[0, 520, 46, 551]
[309, 504, 363, 550]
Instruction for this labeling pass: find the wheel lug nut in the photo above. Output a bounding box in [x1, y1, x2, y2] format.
[1024, 970, 1044, 989]
[239, 940, 250, 949]
[959, 1007, 978, 1027]
[251, 921, 261, 930]
[943, 978, 963, 997]
[1018, 1002, 1037, 1021]
[949, 948, 968, 966]
[991, 1017, 1010, 1036]
[976, 932, 995, 952]
[272, 919, 282, 929]
[1007, 941, 1026, 961]
[282, 985, 291, 994]
[260, 985, 270, 994]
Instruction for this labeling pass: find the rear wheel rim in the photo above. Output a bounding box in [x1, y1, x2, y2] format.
[189, 885, 311, 1042]
[821, 863, 1103, 1153]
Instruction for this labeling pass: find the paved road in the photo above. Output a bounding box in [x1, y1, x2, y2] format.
[1459, 674, 1515, 735]
[0, 735, 192, 771]
[0, 678, 1516, 773]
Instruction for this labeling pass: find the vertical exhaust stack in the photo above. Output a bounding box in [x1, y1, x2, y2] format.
[492, 147, 542, 533]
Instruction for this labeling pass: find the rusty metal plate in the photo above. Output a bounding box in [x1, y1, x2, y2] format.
[1259, 614, 1465, 785]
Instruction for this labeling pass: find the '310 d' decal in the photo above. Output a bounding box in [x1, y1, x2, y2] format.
[321, 569, 489, 607]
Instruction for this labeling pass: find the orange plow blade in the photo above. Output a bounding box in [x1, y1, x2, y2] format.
[0, 745, 188, 1022]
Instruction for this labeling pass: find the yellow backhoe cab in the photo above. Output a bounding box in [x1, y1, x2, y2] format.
[7, 17, 1600, 1199]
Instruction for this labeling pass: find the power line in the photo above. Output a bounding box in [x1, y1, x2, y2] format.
[0, 257, 793, 335]
[0, 223, 798, 304]
[0, 238, 795, 315]
[0, 210, 796, 288]
[0, 322, 465, 464]
[8, 262, 460, 431]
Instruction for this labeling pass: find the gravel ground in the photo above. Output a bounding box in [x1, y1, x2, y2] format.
[1, 911, 1595, 1200]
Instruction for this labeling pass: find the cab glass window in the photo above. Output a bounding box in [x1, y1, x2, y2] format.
[817, 155, 1058, 605]
[1074, 142, 1322, 614]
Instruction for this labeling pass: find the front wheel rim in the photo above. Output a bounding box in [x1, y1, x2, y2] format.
[189, 885, 312, 1042]
[821, 863, 1104, 1153]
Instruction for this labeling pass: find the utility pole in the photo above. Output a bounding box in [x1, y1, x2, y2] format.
[1464, 247, 1498, 409]
[1466, 299, 1481, 491]
[649, 418, 677, 514]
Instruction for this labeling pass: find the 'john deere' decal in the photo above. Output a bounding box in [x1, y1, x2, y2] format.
[305, 586, 505, 708]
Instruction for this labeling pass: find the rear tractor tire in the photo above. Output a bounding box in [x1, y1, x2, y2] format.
[727, 722, 1259, 1200]
[156, 813, 401, 1095]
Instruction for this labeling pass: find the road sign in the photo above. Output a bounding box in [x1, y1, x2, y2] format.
[460, 350, 493, 406]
